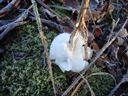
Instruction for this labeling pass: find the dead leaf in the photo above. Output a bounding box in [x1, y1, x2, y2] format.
[90, 41, 99, 51]
[93, 26, 102, 37]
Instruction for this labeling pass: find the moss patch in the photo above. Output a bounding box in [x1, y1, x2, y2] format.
[0, 23, 67, 96]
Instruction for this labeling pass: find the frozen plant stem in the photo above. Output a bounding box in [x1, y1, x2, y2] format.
[69, 0, 90, 60]
[31, 0, 57, 96]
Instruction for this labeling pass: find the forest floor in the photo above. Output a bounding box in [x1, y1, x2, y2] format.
[0, 0, 128, 96]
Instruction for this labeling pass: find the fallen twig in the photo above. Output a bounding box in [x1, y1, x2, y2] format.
[108, 72, 128, 96]
[0, 6, 32, 40]
[0, 21, 27, 40]
[31, 0, 57, 96]
[29, 16, 64, 33]
[62, 18, 128, 96]
[0, 0, 21, 17]
[0, 19, 16, 25]
[36, 0, 61, 18]
[36, 0, 74, 29]
[71, 80, 85, 96]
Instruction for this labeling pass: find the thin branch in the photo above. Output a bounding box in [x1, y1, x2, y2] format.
[0, 0, 21, 17]
[36, 0, 61, 18]
[71, 80, 85, 96]
[29, 16, 64, 33]
[31, 0, 57, 96]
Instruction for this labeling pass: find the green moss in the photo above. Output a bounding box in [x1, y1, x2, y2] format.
[0, 23, 67, 96]
[88, 75, 115, 96]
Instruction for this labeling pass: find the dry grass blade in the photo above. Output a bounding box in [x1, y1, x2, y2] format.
[62, 18, 128, 96]
[30, 0, 57, 96]
[86, 72, 116, 84]
[80, 74, 96, 96]
[71, 80, 85, 96]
